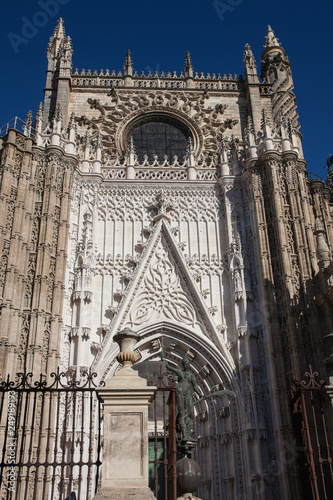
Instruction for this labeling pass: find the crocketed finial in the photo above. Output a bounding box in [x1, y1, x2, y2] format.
[230, 134, 238, 152]
[47, 18, 66, 56]
[184, 51, 193, 71]
[263, 25, 280, 49]
[247, 115, 255, 135]
[24, 110, 33, 136]
[55, 103, 62, 123]
[95, 130, 102, 149]
[123, 49, 133, 74]
[83, 130, 90, 149]
[67, 112, 75, 131]
[261, 109, 271, 129]
[127, 136, 136, 155]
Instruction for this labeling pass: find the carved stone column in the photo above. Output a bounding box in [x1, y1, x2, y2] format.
[224, 476, 235, 500]
[93, 328, 157, 499]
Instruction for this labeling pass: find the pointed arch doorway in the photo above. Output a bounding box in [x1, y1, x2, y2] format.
[123, 322, 243, 500]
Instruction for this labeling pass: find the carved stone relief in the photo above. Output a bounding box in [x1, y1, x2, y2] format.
[127, 236, 201, 329]
[75, 90, 238, 161]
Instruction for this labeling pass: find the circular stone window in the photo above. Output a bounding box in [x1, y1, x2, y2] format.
[129, 115, 191, 162]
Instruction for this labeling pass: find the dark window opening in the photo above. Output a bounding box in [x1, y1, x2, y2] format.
[130, 116, 191, 162]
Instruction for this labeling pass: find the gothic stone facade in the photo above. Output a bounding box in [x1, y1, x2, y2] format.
[0, 20, 333, 500]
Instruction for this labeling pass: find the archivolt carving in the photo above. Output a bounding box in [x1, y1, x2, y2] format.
[79, 91, 238, 160]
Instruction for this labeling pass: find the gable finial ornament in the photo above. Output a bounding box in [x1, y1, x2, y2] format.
[184, 51, 194, 88]
[186, 137, 194, 156]
[35, 102, 43, 137]
[184, 51, 194, 73]
[67, 112, 75, 132]
[247, 115, 255, 136]
[24, 110, 33, 137]
[83, 129, 90, 149]
[261, 109, 270, 128]
[95, 130, 102, 150]
[263, 25, 280, 49]
[127, 135, 136, 155]
[123, 49, 133, 77]
[47, 18, 66, 57]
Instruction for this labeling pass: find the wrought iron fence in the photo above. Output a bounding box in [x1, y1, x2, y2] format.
[0, 369, 103, 500]
[148, 365, 177, 500]
[291, 365, 333, 500]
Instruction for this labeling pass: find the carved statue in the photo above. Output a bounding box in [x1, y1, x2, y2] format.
[161, 352, 201, 442]
[161, 351, 236, 445]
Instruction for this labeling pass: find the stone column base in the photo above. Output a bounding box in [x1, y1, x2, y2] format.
[93, 487, 157, 499]
[177, 497, 202, 500]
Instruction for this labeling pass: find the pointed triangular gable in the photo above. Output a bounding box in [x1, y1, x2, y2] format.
[93, 218, 228, 374]
[116, 219, 221, 336]
[125, 222, 204, 333]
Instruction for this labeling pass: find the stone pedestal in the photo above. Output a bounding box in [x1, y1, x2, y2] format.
[93, 329, 157, 499]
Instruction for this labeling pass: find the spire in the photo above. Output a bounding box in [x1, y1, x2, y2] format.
[230, 135, 241, 175]
[66, 112, 76, 147]
[123, 50, 133, 76]
[24, 110, 33, 137]
[186, 137, 195, 169]
[47, 18, 66, 57]
[35, 102, 43, 123]
[186, 137, 194, 155]
[54, 17, 65, 39]
[261, 25, 291, 85]
[51, 104, 63, 138]
[35, 102, 43, 135]
[219, 134, 229, 176]
[83, 130, 90, 149]
[126, 136, 137, 173]
[261, 109, 275, 151]
[326, 157, 333, 203]
[244, 116, 257, 160]
[95, 130, 102, 150]
[44, 19, 72, 130]
[220, 134, 226, 152]
[56, 103, 63, 123]
[184, 51, 194, 76]
[184, 51, 194, 88]
[263, 25, 280, 49]
[127, 136, 136, 155]
[67, 112, 75, 132]
[247, 115, 255, 136]
[261, 109, 271, 129]
[279, 113, 292, 151]
[93, 131, 102, 167]
[230, 134, 238, 155]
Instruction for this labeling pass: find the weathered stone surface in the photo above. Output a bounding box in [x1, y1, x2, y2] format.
[93, 487, 156, 499]
[1, 19, 333, 500]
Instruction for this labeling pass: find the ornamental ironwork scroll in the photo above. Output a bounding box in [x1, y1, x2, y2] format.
[290, 365, 333, 500]
[0, 369, 103, 500]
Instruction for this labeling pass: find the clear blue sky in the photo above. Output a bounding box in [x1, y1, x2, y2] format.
[0, 0, 331, 179]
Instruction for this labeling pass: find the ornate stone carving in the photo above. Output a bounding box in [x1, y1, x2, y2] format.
[128, 238, 201, 329]
[79, 90, 238, 162]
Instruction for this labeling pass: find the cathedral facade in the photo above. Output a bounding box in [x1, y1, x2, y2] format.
[0, 19, 333, 500]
